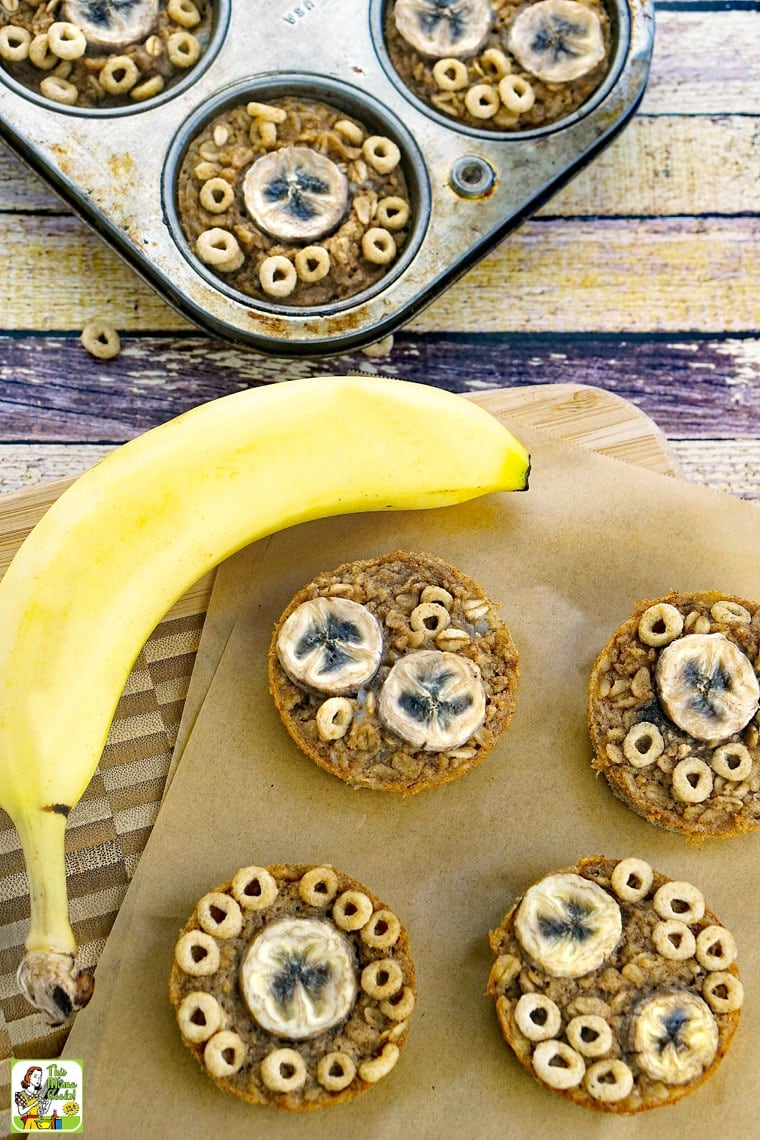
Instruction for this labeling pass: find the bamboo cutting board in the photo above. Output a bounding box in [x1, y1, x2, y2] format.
[0, 383, 676, 1110]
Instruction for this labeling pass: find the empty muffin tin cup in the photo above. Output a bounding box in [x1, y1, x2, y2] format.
[0, 0, 229, 115]
[163, 74, 431, 316]
[373, 0, 630, 138]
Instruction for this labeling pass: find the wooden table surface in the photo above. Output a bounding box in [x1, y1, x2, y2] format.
[0, 0, 758, 501]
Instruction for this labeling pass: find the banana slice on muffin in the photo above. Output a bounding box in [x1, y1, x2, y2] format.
[268, 550, 519, 793]
[487, 856, 743, 1113]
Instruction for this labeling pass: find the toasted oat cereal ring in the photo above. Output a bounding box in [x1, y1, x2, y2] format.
[653, 880, 705, 923]
[610, 856, 653, 903]
[199, 177, 235, 213]
[480, 47, 511, 80]
[361, 908, 402, 950]
[359, 1043, 400, 1084]
[298, 865, 340, 906]
[204, 1030, 246, 1077]
[432, 57, 468, 91]
[361, 958, 404, 1000]
[174, 929, 220, 976]
[131, 75, 165, 101]
[176, 991, 224, 1043]
[410, 600, 451, 636]
[0, 24, 31, 61]
[362, 135, 400, 174]
[294, 244, 331, 284]
[167, 30, 201, 68]
[499, 74, 535, 114]
[465, 83, 500, 119]
[80, 319, 121, 360]
[622, 721, 664, 768]
[261, 1048, 307, 1093]
[702, 970, 744, 1013]
[711, 742, 752, 781]
[696, 924, 737, 971]
[259, 254, 298, 298]
[531, 1040, 585, 1090]
[361, 227, 397, 266]
[672, 756, 714, 803]
[168, 0, 202, 28]
[28, 33, 58, 70]
[588, 591, 760, 838]
[514, 993, 561, 1042]
[380, 984, 415, 1021]
[584, 1058, 634, 1103]
[169, 862, 416, 1109]
[711, 599, 751, 624]
[317, 1051, 356, 1092]
[314, 693, 353, 738]
[100, 55, 139, 95]
[652, 919, 697, 961]
[375, 196, 410, 230]
[488, 856, 743, 1113]
[48, 21, 86, 60]
[196, 228, 244, 272]
[565, 1014, 613, 1058]
[638, 602, 684, 647]
[40, 75, 78, 105]
[196, 891, 243, 939]
[334, 117, 364, 144]
[231, 865, 278, 910]
[333, 889, 373, 931]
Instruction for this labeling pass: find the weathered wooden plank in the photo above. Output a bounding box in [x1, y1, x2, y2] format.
[0, 214, 757, 334]
[3, 437, 759, 500]
[2, 114, 757, 219]
[640, 11, 760, 115]
[668, 440, 760, 502]
[1, 334, 758, 441]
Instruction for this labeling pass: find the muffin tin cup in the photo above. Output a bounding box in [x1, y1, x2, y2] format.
[162, 73, 431, 318]
[0, 0, 654, 356]
[0, 0, 231, 116]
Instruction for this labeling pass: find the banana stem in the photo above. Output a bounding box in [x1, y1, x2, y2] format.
[12, 807, 93, 1024]
[14, 806, 76, 955]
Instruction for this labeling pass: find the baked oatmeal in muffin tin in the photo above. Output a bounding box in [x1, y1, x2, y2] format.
[0, 0, 216, 110]
[588, 592, 760, 838]
[0, 0, 653, 350]
[487, 856, 743, 1113]
[383, 0, 614, 132]
[169, 862, 416, 1111]
[268, 550, 519, 793]
[175, 90, 416, 308]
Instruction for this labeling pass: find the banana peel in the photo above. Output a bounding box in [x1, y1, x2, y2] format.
[0, 374, 529, 1022]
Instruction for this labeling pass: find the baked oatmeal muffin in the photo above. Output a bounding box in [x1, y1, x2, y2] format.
[588, 592, 760, 838]
[268, 550, 519, 793]
[0, 0, 215, 110]
[176, 93, 414, 306]
[384, 0, 613, 132]
[169, 862, 416, 1110]
[487, 856, 743, 1113]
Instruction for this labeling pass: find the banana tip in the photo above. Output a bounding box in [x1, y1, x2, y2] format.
[18, 951, 94, 1025]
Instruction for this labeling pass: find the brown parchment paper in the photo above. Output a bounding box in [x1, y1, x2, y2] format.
[64, 427, 760, 1139]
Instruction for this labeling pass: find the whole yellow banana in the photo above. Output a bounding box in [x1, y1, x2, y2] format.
[0, 374, 529, 1022]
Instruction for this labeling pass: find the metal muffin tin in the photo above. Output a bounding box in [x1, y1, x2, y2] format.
[0, 0, 655, 356]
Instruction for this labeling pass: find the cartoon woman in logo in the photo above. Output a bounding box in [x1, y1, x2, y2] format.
[14, 1065, 53, 1130]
